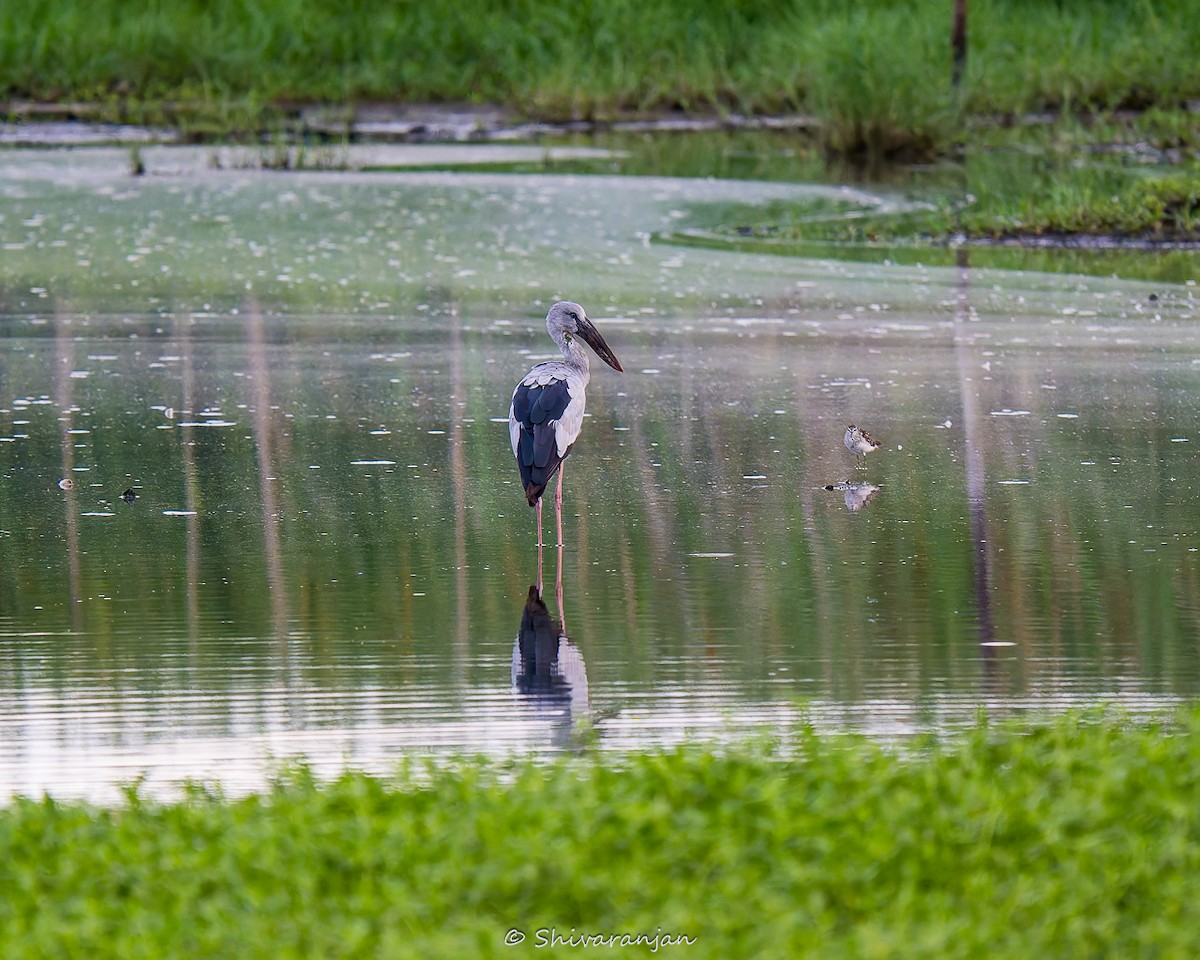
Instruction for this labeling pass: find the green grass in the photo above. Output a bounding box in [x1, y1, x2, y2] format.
[660, 123, 1200, 272]
[952, 170, 1200, 239]
[4, 710, 1200, 958]
[3, 0, 1200, 157]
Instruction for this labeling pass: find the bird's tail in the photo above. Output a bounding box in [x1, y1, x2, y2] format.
[519, 443, 573, 506]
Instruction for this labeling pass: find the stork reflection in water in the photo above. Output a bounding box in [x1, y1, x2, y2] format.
[512, 583, 590, 737]
[509, 300, 623, 593]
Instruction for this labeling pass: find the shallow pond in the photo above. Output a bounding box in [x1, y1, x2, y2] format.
[1, 144, 1198, 799]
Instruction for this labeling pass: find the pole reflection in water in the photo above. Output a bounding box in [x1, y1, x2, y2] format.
[953, 248, 1002, 671]
[447, 298, 471, 669]
[512, 545, 590, 746]
[245, 301, 290, 645]
[53, 314, 82, 631]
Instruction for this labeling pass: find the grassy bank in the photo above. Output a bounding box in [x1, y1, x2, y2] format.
[634, 116, 1200, 261]
[710, 163, 1200, 247]
[3, 710, 1200, 958]
[4, 0, 1200, 157]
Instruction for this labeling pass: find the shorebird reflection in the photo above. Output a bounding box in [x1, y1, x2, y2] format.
[511, 583, 590, 732]
[823, 481, 881, 512]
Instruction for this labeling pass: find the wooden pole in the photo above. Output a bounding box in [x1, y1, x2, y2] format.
[952, 0, 968, 89]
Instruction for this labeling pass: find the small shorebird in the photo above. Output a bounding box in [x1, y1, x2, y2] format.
[844, 424, 880, 469]
[509, 300, 623, 589]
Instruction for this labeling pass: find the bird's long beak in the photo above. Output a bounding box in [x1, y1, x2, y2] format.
[576, 317, 624, 372]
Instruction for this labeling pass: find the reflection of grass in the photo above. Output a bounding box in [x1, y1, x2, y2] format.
[4, 710, 1200, 957]
[664, 141, 1200, 280]
[688, 158, 1200, 243]
[951, 168, 1200, 241]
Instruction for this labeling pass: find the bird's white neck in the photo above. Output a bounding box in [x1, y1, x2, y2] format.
[553, 332, 591, 378]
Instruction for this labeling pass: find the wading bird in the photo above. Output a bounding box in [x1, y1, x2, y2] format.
[844, 424, 880, 469]
[509, 301, 623, 578]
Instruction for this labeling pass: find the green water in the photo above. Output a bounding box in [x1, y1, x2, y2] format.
[1, 144, 1198, 799]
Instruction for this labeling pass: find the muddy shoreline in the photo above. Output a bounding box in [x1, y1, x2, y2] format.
[1, 101, 819, 146]
[5, 102, 1197, 253]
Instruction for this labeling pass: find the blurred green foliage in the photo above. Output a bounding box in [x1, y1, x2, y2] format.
[2, 710, 1200, 957]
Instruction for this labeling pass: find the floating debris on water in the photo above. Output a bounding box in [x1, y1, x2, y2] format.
[825, 378, 873, 389]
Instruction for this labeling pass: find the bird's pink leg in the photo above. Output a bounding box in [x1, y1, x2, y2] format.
[554, 465, 565, 548]
[535, 498, 544, 594]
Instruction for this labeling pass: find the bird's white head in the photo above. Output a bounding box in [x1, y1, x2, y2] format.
[546, 300, 623, 372]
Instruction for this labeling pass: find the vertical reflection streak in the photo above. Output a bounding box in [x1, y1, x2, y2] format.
[448, 303, 470, 667]
[53, 316, 81, 632]
[177, 317, 202, 649]
[953, 251, 1000, 682]
[246, 304, 290, 644]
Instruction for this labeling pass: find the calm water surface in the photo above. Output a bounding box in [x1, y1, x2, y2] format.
[1, 145, 1198, 799]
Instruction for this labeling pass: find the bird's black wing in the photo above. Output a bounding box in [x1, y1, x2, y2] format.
[511, 377, 574, 505]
